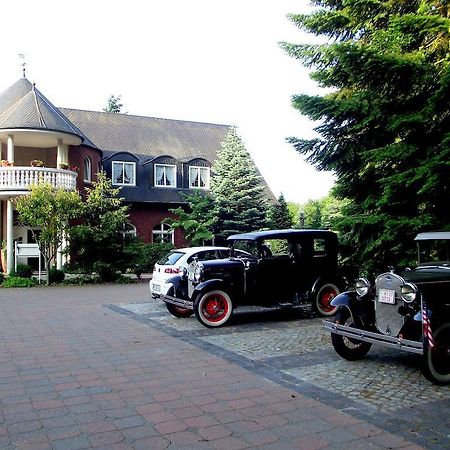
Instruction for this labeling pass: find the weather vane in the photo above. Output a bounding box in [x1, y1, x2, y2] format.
[18, 53, 26, 77]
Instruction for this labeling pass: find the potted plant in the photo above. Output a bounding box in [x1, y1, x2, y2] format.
[30, 160, 44, 167]
[1, 160, 13, 167]
[59, 162, 70, 170]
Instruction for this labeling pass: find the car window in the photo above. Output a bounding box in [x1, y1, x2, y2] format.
[263, 239, 289, 257]
[313, 239, 327, 257]
[187, 250, 219, 263]
[157, 251, 185, 265]
[233, 240, 259, 257]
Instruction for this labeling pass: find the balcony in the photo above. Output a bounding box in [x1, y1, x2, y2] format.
[0, 166, 78, 200]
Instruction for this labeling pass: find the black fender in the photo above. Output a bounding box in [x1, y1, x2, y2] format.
[192, 279, 230, 301]
[331, 291, 373, 328]
[165, 275, 188, 298]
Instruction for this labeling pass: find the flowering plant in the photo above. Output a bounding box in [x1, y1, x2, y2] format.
[30, 159, 44, 167]
[71, 166, 79, 173]
[1, 160, 14, 167]
[59, 162, 70, 170]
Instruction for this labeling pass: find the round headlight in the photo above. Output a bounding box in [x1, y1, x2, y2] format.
[401, 282, 417, 303]
[355, 278, 370, 297]
[180, 266, 188, 278]
[194, 263, 204, 282]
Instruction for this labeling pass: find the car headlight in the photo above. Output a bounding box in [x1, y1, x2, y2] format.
[355, 278, 370, 297]
[401, 282, 417, 303]
[194, 263, 204, 282]
[180, 266, 188, 278]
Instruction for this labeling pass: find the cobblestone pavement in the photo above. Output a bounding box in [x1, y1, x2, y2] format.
[115, 296, 450, 449]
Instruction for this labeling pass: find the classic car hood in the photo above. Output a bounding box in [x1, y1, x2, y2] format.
[402, 265, 450, 284]
[200, 258, 245, 270]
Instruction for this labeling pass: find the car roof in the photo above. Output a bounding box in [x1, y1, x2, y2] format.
[227, 229, 337, 241]
[170, 246, 229, 255]
[415, 231, 450, 241]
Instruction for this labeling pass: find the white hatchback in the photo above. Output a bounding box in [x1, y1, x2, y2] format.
[150, 246, 232, 299]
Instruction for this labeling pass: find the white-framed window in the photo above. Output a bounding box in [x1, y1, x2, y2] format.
[83, 156, 92, 182]
[112, 161, 136, 186]
[189, 166, 210, 189]
[155, 164, 176, 187]
[123, 223, 137, 239]
[152, 223, 174, 244]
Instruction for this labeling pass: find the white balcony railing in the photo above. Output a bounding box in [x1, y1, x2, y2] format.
[0, 166, 78, 197]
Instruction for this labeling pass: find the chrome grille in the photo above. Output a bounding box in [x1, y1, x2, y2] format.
[374, 272, 405, 336]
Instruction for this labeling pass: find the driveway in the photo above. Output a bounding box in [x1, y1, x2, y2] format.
[0, 283, 447, 449]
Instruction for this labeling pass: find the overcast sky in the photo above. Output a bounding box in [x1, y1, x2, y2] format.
[0, 0, 334, 204]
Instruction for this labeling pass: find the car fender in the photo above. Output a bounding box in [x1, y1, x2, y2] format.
[331, 291, 372, 328]
[192, 279, 228, 300]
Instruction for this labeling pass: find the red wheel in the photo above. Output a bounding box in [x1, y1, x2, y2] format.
[194, 290, 233, 327]
[315, 283, 340, 316]
[166, 303, 194, 318]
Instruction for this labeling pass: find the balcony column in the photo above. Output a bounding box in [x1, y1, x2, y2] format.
[7, 135, 14, 162]
[6, 200, 13, 274]
[57, 139, 68, 167]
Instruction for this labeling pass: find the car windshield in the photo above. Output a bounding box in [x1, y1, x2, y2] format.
[157, 251, 185, 265]
[231, 240, 259, 258]
[418, 240, 450, 265]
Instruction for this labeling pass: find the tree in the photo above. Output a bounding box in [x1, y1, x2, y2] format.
[282, 1, 450, 275]
[104, 94, 125, 113]
[15, 183, 83, 285]
[299, 195, 345, 230]
[69, 171, 130, 280]
[211, 127, 268, 241]
[268, 193, 293, 229]
[166, 192, 217, 246]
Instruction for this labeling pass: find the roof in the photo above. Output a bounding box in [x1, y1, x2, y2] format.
[0, 78, 97, 147]
[227, 229, 337, 241]
[415, 232, 450, 241]
[60, 108, 229, 161]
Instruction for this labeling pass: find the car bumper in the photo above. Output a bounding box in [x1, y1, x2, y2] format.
[150, 280, 173, 300]
[161, 292, 193, 310]
[322, 320, 423, 355]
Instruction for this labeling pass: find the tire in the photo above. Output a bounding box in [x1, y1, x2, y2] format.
[422, 323, 450, 385]
[166, 303, 194, 318]
[194, 290, 233, 328]
[331, 311, 372, 361]
[314, 283, 340, 316]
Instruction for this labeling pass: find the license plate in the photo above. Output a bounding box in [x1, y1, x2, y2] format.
[153, 284, 161, 293]
[378, 289, 395, 304]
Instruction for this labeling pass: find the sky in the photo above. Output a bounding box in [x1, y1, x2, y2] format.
[0, 0, 334, 205]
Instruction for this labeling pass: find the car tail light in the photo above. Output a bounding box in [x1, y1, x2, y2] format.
[164, 268, 179, 274]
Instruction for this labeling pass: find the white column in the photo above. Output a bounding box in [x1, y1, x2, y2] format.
[57, 139, 68, 167]
[6, 200, 13, 274]
[7, 135, 14, 162]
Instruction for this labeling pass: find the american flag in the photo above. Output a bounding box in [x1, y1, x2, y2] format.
[422, 297, 435, 349]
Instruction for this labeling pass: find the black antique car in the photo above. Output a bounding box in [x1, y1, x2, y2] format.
[160, 229, 343, 327]
[323, 231, 450, 385]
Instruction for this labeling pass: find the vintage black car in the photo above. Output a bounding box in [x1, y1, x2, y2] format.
[160, 229, 343, 327]
[323, 231, 450, 385]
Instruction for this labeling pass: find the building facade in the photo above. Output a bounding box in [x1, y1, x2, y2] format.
[0, 77, 273, 273]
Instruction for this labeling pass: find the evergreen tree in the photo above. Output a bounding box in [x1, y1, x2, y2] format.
[167, 192, 216, 246]
[282, 0, 450, 275]
[211, 127, 268, 240]
[268, 193, 293, 229]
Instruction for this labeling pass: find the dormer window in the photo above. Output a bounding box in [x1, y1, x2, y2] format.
[189, 166, 210, 189]
[112, 161, 136, 186]
[155, 164, 176, 188]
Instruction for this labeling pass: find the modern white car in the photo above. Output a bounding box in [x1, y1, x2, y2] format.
[150, 246, 246, 299]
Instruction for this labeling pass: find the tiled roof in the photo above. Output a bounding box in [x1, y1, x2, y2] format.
[0, 78, 97, 147]
[60, 108, 229, 162]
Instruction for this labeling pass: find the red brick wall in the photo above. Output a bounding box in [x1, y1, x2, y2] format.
[129, 203, 186, 247]
[68, 145, 102, 196]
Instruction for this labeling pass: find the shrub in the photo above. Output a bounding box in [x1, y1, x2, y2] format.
[2, 276, 37, 288]
[93, 261, 120, 282]
[48, 267, 65, 284]
[0, 273, 4, 285]
[10, 263, 33, 279]
[124, 241, 175, 277]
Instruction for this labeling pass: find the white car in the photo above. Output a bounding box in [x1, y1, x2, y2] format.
[150, 246, 238, 299]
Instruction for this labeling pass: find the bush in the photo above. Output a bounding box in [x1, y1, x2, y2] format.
[2, 276, 37, 288]
[124, 241, 174, 277]
[10, 263, 33, 279]
[62, 274, 100, 285]
[93, 261, 120, 282]
[48, 267, 65, 284]
[0, 273, 4, 285]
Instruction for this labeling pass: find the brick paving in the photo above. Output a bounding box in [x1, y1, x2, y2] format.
[0, 284, 446, 449]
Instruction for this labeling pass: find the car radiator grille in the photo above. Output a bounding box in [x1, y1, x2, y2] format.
[375, 272, 405, 336]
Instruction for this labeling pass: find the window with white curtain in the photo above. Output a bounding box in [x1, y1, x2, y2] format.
[112, 161, 136, 186]
[83, 156, 92, 182]
[189, 166, 210, 189]
[155, 164, 176, 187]
[152, 223, 174, 243]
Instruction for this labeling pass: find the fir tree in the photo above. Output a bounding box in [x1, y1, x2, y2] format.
[282, 0, 450, 275]
[211, 127, 268, 240]
[268, 194, 293, 229]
